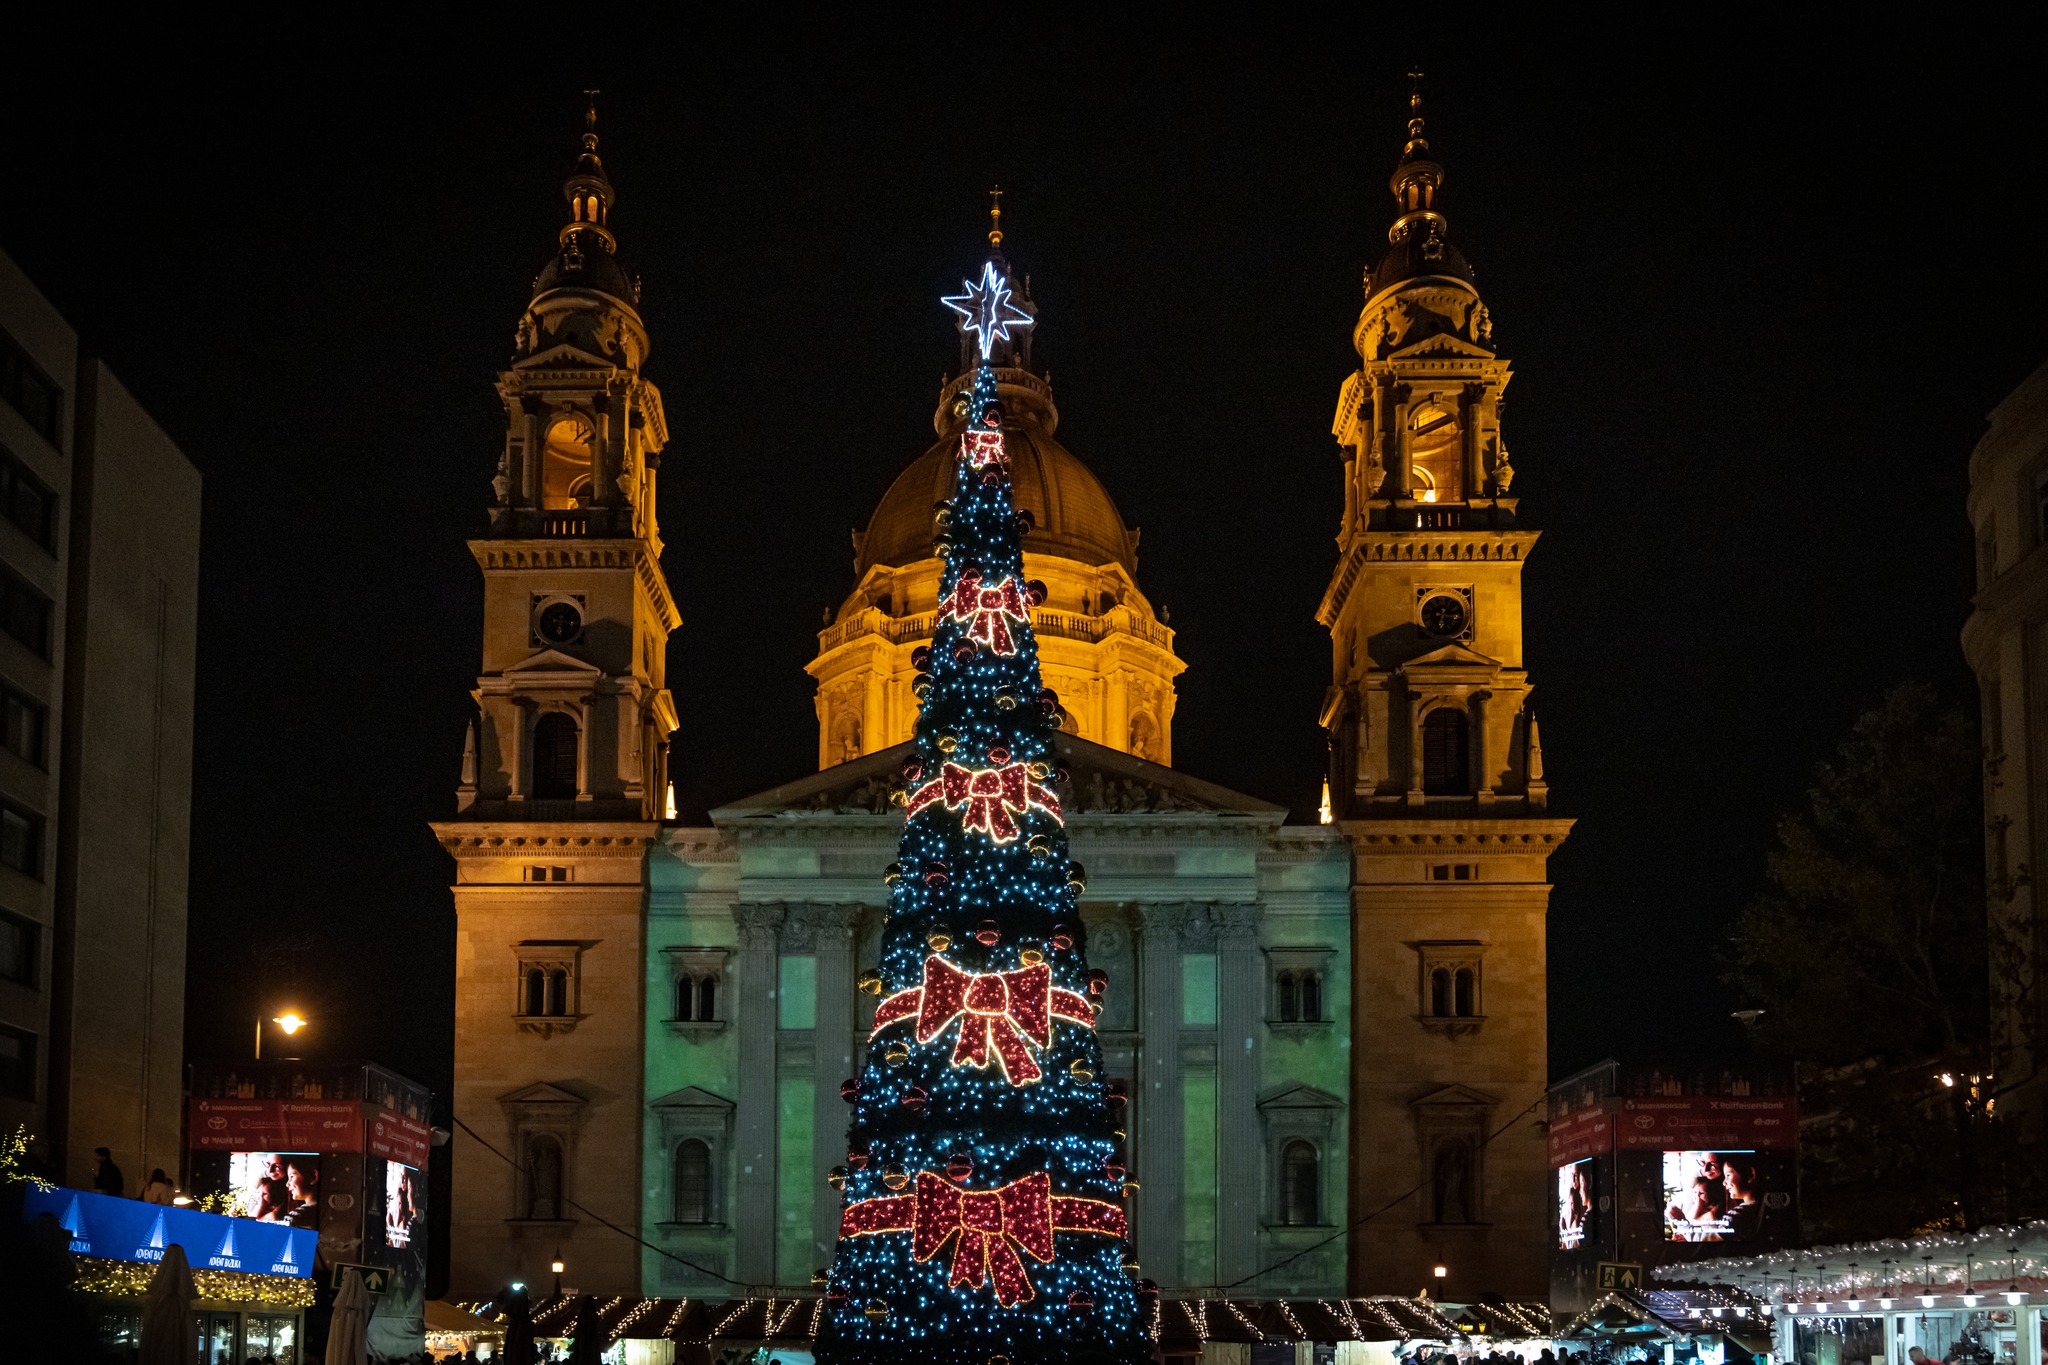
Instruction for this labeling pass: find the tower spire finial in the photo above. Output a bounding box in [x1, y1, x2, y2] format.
[1405, 70, 1427, 148]
[583, 88, 600, 149]
[988, 184, 1004, 248]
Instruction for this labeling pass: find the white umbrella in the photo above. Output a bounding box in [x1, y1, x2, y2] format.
[328, 1266, 373, 1365]
[139, 1243, 199, 1365]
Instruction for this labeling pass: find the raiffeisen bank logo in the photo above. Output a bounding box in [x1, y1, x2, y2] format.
[209, 1222, 242, 1270]
[59, 1195, 89, 1255]
[134, 1210, 169, 1263]
[270, 1232, 299, 1276]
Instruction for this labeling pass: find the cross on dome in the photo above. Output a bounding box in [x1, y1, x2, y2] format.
[942, 261, 1034, 360]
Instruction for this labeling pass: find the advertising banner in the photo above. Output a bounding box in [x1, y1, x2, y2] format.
[1548, 1104, 1613, 1165]
[365, 1105, 432, 1168]
[22, 1187, 317, 1277]
[189, 1098, 362, 1152]
[1613, 1095, 1798, 1150]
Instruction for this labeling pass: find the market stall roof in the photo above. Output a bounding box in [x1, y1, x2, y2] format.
[1652, 1219, 2048, 1302]
[1558, 1291, 1695, 1342]
[460, 1295, 1550, 1349]
[425, 1301, 504, 1336]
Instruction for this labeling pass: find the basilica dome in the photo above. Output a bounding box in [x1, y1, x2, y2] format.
[856, 418, 1138, 578]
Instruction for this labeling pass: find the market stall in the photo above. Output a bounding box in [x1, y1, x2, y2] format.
[20, 1185, 319, 1363]
[1654, 1221, 2048, 1365]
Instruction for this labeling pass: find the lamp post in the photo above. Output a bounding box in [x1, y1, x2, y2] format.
[255, 1011, 308, 1060]
[552, 1251, 565, 1298]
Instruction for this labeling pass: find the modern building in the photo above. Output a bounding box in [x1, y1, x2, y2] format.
[443, 97, 1564, 1307]
[0, 247, 200, 1190]
[1318, 89, 1571, 1303]
[1962, 357, 2048, 1140]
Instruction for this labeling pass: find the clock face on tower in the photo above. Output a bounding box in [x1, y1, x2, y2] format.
[1419, 593, 1469, 639]
[536, 600, 584, 645]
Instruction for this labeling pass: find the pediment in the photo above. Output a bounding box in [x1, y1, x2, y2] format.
[649, 1085, 734, 1115]
[1389, 331, 1497, 361]
[710, 733, 1285, 821]
[1410, 1082, 1500, 1111]
[1057, 734, 1283, 816]
[514, 341, 618, 371]
[1400, 641, 1503, 675]
[503, 648, 604, 677]
[1257, 1083, 1346, 1113]
[712, 742, 912, 820]
[497, 1081, 586, 1107]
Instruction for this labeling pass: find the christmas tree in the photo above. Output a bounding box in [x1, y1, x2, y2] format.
[812, 259, 1149, 1365]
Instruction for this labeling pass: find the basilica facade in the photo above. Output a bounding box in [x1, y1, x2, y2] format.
[440, 98, 1562, 1308]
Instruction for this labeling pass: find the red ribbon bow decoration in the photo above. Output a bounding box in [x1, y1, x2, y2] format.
[905, 762, 1060, 843]
[941, 570, 1030, 656]
[873, 955, 1095, 1085]
[961, 427, 1008, 473]
[839, 1170, 1127, 1305]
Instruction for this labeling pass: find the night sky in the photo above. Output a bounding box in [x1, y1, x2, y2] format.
[2, 26, 2043, 1110]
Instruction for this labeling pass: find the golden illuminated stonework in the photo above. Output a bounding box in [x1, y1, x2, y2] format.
[808, 358, 1183, 768]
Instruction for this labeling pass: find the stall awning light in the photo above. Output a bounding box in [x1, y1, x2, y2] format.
[1920, 1295, 1937, 1307]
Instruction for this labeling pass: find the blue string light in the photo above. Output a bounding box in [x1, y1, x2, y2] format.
[813, 320, 1147, 1365]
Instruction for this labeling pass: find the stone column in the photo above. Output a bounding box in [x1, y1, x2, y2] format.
[1389, 383, 1414, 500]
[1471, 690, 1493, 801]
[1215, 904, 1262, 1284]
[592, 391, 617, 510]
[733, 902, 784, 1286]
[503, 701, 526, 803]
[810, 908, 857, 1272]
[1376, 377, 1409, 500]
[1459, 383, 1484, 499]
[1107, 670, 1130, 756]
[1135, 903, 1183, 1284]
[861, 669, 885, 760]
[574, 701, 593, 802]
[1407, 695, 1427, 803]
[520, 396, 546, 506]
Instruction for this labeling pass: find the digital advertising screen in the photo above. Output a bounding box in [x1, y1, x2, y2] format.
[226, 1151, 321, 1226]
[1661, 1149, 1772, 1242]
[1556, 1157, 1593, 1250]
[382, 1160, 420, 1248]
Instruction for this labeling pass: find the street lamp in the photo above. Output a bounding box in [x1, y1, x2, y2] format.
[255, 1011, 309, 1060]
[552, 1251, 565, 1298]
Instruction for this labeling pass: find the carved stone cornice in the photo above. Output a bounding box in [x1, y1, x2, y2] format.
[432, 821, 662, 858]
[1341, 818, 1575, 850]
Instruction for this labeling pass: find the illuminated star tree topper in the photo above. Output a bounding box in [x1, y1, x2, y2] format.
[942, 261, 1034, 360]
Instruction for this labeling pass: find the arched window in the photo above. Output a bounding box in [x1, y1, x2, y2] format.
[673, 975, 694, 1022]
[523, 967, 546, 1017]
[696, 977, 717, 1022]
[1453, 967, 1476, 1018]
[545, 968, 569, 1018]
[1429, 967, 1452, 1018]
[524, 1134, 563, 1221]
[1432, 1139, 1474, 1224]
[541, 415, 595, 511]
[1280, 1141, 1319, 1226]
[1299, 972, 1321, 1023]
[532, 713, 579, 800]
[1421, 707, 1470, 795]
[1277, 972, 1299, 1023]
[673, 1140, 712, 1224]
[1409, 402, 1463, 504]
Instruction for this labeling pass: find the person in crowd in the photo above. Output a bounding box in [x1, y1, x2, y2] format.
[139, 1168, 175, 1204]
[91, 1147, 124, 1197]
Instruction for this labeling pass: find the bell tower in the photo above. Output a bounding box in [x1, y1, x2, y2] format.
[1319, 83, 1572, 1301]
[435, 100, 678, 1298]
